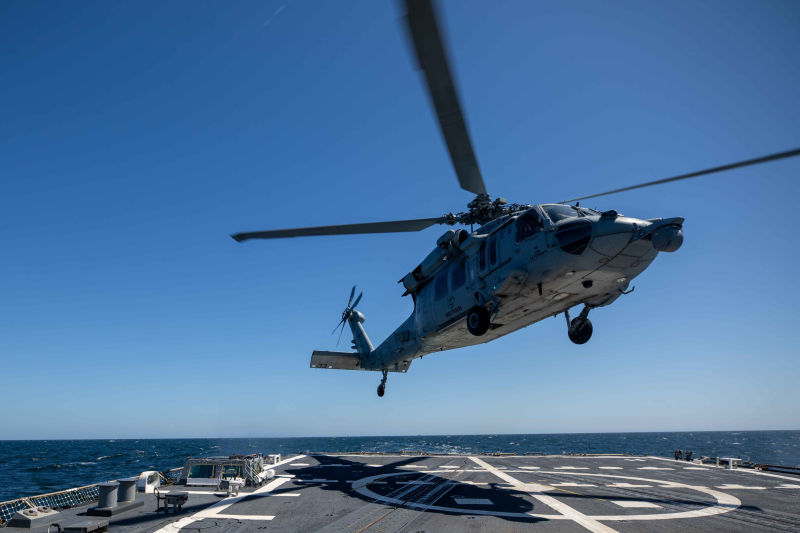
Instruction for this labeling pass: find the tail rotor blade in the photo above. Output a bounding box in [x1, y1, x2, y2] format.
[336, 321, 347, 346]
[352, 292, 363, 310]
[347, 286, 356, 308]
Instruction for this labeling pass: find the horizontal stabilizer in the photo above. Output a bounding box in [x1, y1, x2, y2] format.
[311, 351, 364, 371]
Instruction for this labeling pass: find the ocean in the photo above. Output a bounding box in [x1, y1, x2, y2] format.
[1, 430, 798, 503]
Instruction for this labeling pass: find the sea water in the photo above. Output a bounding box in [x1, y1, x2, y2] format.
[1, 430, 798, 502]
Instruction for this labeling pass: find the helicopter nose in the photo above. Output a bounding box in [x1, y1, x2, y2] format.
[649, 220, 684, 252]
[587, 215, 642, 257]
[588, 215, 684, 257]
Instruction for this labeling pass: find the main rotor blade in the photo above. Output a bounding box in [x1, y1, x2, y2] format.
[232, 217, 442, 242]
[404, 0, 488, 196]
[559, 147, 800, 204]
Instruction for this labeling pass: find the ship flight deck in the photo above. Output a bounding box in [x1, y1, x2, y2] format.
[5, 453, 800, 532]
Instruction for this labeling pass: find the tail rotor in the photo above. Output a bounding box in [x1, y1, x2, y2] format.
[333, 285, 363, 346]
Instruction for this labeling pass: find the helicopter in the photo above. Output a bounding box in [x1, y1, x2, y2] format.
[232, 0, 800, 397]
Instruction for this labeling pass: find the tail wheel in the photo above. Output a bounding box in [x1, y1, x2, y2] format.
[568, 318, 593, 344]
[467, 307, 491, 336]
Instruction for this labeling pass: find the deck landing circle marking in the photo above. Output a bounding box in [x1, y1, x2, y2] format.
[351, 471, 741, 522]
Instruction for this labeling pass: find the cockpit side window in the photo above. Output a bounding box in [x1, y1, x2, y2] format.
[543, 204, 580, 223]
[515, 210, 543, 242]
[434, 270, 449, 300]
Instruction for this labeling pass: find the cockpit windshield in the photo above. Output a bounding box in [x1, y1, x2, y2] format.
[542, 204, 596, 222]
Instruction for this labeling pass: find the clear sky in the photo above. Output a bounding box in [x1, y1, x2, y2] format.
[2, 0, 799, 440]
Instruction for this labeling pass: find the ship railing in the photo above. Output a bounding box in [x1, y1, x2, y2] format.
[742, 462, 800, 475]
[0, 484, 98, 526]
[0, 466, 183, 527]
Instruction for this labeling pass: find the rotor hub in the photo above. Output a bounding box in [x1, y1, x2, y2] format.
[439, 194, 531, 227]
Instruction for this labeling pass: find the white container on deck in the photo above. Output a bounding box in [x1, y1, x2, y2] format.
[136, 471, 162, 493]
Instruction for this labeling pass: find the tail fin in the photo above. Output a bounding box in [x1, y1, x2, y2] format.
[346, 309, 373, 356]
[313, 287, 374, 371]
[331, 286, 373, 357]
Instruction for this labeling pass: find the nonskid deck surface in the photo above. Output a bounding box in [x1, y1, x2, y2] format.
[9, 454, 800, 532]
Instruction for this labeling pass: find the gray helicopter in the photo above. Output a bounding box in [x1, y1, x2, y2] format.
[232, 0, 800, 397]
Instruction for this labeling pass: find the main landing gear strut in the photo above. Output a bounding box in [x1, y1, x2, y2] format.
[566, 306, 593, 345]
[377, 370, 388, 397]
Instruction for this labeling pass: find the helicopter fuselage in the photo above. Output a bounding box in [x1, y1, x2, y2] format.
[364, 204, 683, 373]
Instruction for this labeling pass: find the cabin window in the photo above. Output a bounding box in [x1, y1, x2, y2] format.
[434, 270, 449, 300]
[489, 235, 498, 266]
[189, 464, 214, 478]
[479, 241, 487, 270]
[515, 210, 543, 241]
[451, 260, 466, 289]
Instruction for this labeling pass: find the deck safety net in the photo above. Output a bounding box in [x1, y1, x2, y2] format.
[0, 484, 99, 525]
[0, 467, 181, 526]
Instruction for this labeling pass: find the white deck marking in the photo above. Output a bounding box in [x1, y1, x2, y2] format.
[607, 483, 652, 488]
[297, 479, 336, 483]
[350, 469, 741, 523]
[519, 466, 540, 470]
[552, 483, 596, 487]
[777, 484, 800, 488]
[716, 484, 766, 490]
[611, 501, 661, 509]
[290, 463, 310, 466]
[637, 467, 673, 470]
[213, 514, 275, 520]
[152, 455, 306, 533]
[440, 465, 459, 469]
[555, 466, 590, 470]
[453, 497, 494, 505]
[469, 456, 618, 533]
[624, 459, 646, 462]
[683, 467, 709, 470]
[273, 493, 301, 496]
[599, 467, 623, 470]
[367, 464, 382, 467]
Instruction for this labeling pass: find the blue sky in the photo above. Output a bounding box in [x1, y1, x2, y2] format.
[2, 0, 799, 439]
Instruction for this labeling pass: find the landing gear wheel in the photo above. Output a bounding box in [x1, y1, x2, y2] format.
[466, 307, 490, 336]
[568, 318, 593, 345]
[377, 370, 388, 397]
